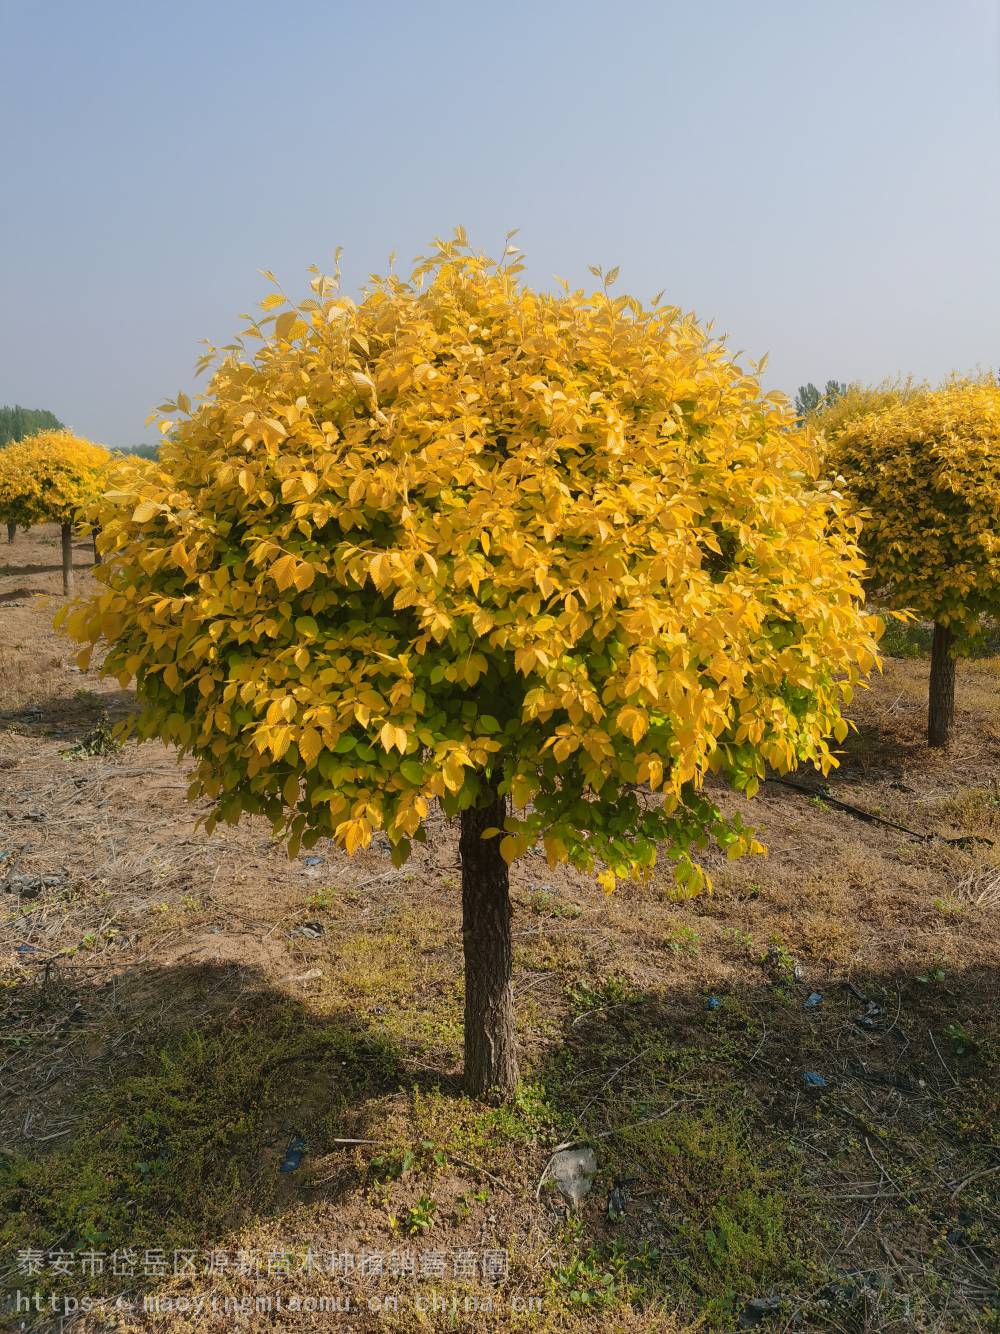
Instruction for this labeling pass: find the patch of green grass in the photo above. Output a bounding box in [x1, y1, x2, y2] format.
[551, 1227, 661, 1309]
[305, 886, 338, 910]
[566, 973, 641, 1016]
[540, 1102, 801, 1329]
[407, 1080, 558, 1159]
[522, 889, 583, 920]
[0, 1001, 400, 1300]
[662, 924, 701, 955]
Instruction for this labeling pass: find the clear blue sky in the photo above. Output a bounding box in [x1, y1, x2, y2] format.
[2, 0, 998, 447]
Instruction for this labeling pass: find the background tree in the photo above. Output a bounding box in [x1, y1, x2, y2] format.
[0, 431, 111, 592]
[0, 404, 67, 538]
[62, 233, 880, 1097]
[794, 383, 822, 419]
[794, 380, 846, 422]
[822, 380, 1000, 747]
[0, 404, 64, 448]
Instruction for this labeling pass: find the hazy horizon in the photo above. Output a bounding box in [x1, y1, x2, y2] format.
[2, 0, 998, 448]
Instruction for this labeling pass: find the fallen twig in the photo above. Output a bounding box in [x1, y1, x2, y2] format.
[950, 1163, 1000, 1199]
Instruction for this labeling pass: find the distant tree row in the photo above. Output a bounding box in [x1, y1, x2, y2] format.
[0, 404, 64, 446]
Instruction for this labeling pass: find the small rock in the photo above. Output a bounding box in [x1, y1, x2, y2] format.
[549, 1146, 597, 1211]
[3, 873, 65, 899]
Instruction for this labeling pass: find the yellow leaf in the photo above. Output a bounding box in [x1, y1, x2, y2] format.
[299, 727, 322, 767]
[499, 835, 520, 865]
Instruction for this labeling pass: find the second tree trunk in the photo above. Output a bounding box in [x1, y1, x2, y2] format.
[459, 778, 519, 1099]
[61, 523, 74, 596]
[928, 622, 955, 748]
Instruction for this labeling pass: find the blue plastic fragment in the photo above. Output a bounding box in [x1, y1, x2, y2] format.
[302, 856, 323, 867]
[706, 996, 722, 1010]
[804, 992, 823, 1009]
[803, 1071, 828, 1088]
[279, 1135, 307, 1173]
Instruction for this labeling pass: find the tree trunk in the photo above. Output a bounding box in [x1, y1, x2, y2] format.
[92, 526, 99, 563]
[61, 522, 74, 596]
[928, 622, 955, 748]
[459, 777, 519, 1099]
[6, 522, 14, 544]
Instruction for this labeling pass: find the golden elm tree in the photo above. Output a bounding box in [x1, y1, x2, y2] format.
[0, 430, 111, 593]
[824, 380, 1000, 748]
[61, 232, 880, 1096]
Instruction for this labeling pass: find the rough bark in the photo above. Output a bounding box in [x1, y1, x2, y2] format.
[928, 622, 955, 748]
[459, 777, 519, 1098]
[61, 522, 74, 596]
[6, 522, 14, 544]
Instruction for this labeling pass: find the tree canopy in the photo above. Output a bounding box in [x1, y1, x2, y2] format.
[63, 234, 880, 897]
[813, 379, 918, 441]
[0, 430, 111, 529]
[824, 379, 1000, 644]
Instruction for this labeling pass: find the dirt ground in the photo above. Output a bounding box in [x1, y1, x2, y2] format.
[1, 524, 998, 1333]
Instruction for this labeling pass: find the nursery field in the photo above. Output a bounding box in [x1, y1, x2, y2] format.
[1, 525, 998, 1332]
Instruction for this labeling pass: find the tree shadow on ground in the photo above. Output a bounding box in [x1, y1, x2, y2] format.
[1, 960, 453, 1328]
[0, 557, 96, 580]
[827, 717, 927, 783]
[1, 948, 997, 1330]
[532, 958, 999, 1329]
[0, 688, 138, 743]
[0, 588, 50, 604]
